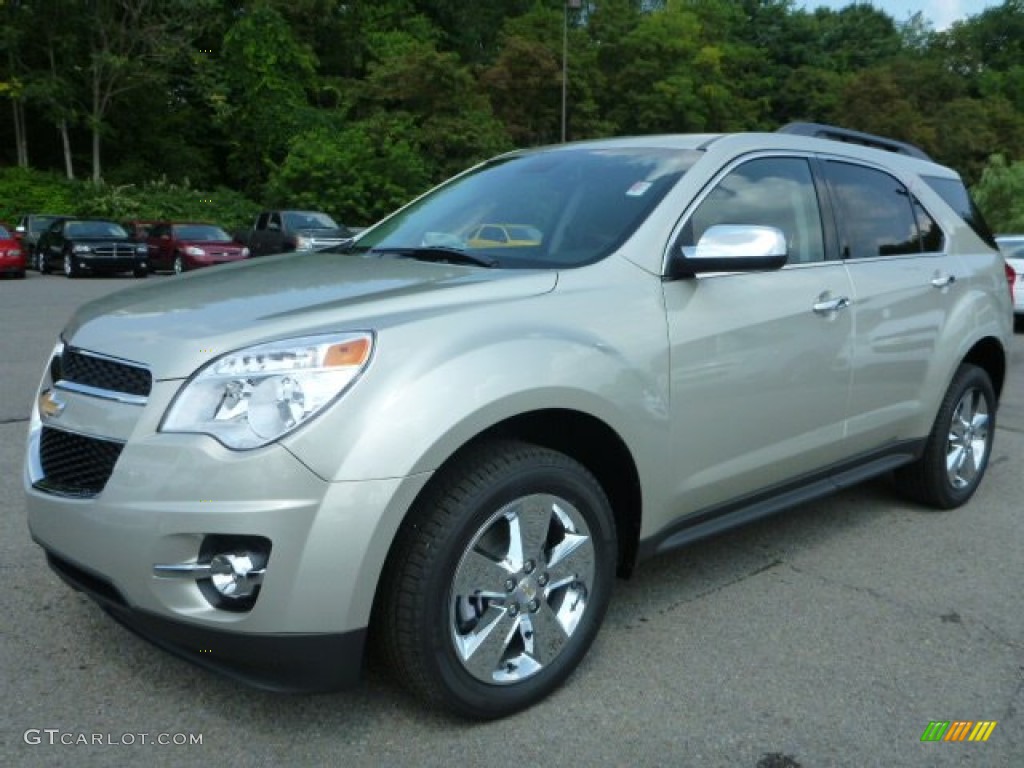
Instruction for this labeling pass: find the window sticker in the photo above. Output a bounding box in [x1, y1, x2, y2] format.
[626, 181, 652, 197]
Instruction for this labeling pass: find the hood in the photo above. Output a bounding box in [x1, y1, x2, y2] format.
[180, 239, 245, 251]
[63, 251, 557, 379]
[296, 227, 350, 239]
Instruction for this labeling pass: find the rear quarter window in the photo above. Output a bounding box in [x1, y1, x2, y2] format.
[922, 175, 997, 249]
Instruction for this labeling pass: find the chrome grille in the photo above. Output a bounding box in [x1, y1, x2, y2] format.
[58, 347, 152, 397]
[36, 427, 124, 497]
[91, 244, 138, 258]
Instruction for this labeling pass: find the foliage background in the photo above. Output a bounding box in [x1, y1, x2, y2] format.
[2, 0, 1024, 231]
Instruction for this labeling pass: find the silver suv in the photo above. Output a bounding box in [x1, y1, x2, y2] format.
[24, 124, 1012, 719]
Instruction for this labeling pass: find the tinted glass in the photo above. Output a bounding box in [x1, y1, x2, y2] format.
[65, 221, 129, 238]
[0, 225, 10, 238]
[174, 224, 231, 241]
[825, 162, 923, 259]
[923, 175, 997, 248]
[283, 212, 339, 230]
[683, 157, 825, 264]
[358, 147, 701, 268]
[31, 216, 59, 234]
[913, 201, 944, 253]
[997, 236, 1024, 259]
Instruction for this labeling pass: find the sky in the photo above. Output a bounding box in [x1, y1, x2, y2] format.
[794, 1, 1001, 30]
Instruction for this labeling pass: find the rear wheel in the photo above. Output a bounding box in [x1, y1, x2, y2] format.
[377, 440, 616, 720]
[894, 364, 996, 509]
[37, 250, 48, 274]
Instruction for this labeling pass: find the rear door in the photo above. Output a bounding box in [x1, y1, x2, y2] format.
[819, 159, 957, 452]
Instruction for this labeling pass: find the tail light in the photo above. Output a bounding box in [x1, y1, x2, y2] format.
[1005, 261, 1016, 304]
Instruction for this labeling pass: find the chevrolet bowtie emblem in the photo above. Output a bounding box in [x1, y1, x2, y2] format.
[39, 389, 66, 419]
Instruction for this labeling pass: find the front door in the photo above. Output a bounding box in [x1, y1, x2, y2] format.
[664, 155, 855, 515]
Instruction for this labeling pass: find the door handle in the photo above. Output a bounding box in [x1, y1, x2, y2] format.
[931, 273, 956, 288]
[812, 296, 851, 315]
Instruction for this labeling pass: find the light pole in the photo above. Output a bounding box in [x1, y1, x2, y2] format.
[562, 0, 582, 143]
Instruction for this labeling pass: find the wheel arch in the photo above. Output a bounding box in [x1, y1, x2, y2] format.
[961, 336, 1006, 402]
[468, 409, 643, 578]
[382, 408, 643, 586]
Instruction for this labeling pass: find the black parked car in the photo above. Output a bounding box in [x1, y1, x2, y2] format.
[14, 214, 63, 269]
[37, 218, 149, 278]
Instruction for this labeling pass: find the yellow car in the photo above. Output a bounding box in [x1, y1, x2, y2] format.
[465, 223, 542, 248]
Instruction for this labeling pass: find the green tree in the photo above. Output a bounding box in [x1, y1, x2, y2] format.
[267, 116, 432, 226]
[213, 4, 319, 196]
[973, 154, 1024, 232]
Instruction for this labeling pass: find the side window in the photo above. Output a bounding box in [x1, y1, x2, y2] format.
[269, 213, 282, 231]
[255, 213, 269, 231]
[683, 157, 825, 265]
[913, 201, 944, 253]
[824, 161, 941, 258]
[922, 175, 996, 248]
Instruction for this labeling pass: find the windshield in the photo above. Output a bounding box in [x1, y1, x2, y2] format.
[174, 224, 231, 242]
[0, 225, 10, 239]
[31, 216, 58, 234]
[284, 211, 339, 230]
[996, 236, 1024, 259]
[66, 221, 128, 238]
[355, 146, 700, 268]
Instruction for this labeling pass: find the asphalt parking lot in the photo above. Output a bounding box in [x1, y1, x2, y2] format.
[1, 270, 1022, 767]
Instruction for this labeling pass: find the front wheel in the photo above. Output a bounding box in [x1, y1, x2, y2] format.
[63, 252, 77, 278]
[38, 250, 48, 274]
[377, 440, 617, 719]
[173, 254, 184, 275]
[894, 364, 996, 509]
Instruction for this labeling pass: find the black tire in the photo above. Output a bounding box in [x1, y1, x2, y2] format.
[376, 439, 616, 720]
[133, 266, 148, 278]
[894, 364, 996, 509]
[173, 253, 185, 275]
[63, 251, 78, 278]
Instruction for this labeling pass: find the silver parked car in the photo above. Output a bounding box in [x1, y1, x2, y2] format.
[996, 234, 1024, 323]
[24, 124, 1012, 719]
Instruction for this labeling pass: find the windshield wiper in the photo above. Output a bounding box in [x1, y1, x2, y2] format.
[369, 246, 499, 268]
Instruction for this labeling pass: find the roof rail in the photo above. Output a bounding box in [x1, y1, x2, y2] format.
[777, 122, 932, 161]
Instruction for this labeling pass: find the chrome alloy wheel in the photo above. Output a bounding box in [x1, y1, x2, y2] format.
[946, 386, 990, 490]
[449, 493, 595, 685]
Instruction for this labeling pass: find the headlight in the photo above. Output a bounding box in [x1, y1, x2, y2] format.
[185, 245, 206, 257]
[136, 244, 148, 254]
[161, 332, 373, 449]
[73, 244, 92, 253]
[294, 236, 314, 250]
[241, 247, 251, 258]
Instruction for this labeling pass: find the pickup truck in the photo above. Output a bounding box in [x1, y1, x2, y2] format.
[237, 210, 352, 257]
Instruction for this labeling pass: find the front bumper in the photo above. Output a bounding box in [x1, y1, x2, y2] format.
[72, 256, 144, 272]
[26, 402, 432, 690]
[44, 548, 366, 692]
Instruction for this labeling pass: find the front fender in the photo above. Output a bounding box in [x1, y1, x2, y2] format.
[281, 258, 671, 490]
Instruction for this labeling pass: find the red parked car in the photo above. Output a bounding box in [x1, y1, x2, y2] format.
[0, 222, 26, 278]
[146, 221, 250, 274]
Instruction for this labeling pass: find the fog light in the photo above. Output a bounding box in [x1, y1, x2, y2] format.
[209, 552, 264, 598]
[153, 534, 271, 612]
